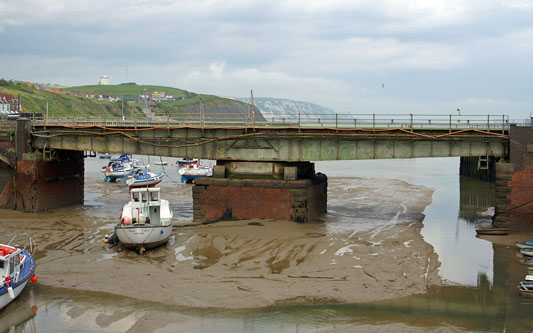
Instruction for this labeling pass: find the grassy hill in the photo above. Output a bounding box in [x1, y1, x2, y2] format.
[0, 80, 262, 122]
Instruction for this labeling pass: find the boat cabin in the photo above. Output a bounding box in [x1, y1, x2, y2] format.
[129, 187, 162, 226]
[0, 245, 23, 284]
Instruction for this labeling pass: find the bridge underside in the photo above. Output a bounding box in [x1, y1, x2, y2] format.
[23, 124, 510, 221]
[31, 126, 508, 161]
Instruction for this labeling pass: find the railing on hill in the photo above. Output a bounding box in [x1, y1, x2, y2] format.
[29, 113, 510, 132]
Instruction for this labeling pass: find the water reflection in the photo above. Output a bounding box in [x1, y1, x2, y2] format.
[459, 176, 495, 223]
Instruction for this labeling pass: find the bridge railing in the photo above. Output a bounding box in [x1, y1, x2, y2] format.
[31, 113, 510, 132]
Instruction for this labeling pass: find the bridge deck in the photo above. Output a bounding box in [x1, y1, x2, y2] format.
[28, 115, 510, 162]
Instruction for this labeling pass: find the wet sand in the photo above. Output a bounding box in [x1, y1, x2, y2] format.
[0, 177, 442, 309]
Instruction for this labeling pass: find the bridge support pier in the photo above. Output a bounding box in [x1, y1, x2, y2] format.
[0, 118, 84, 212]
[192, 161, 327, 223]
[0, 151, 84, 212]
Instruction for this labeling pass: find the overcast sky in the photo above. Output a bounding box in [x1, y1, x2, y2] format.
[1, 0, 532, 118]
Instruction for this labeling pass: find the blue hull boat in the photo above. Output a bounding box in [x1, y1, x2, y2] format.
[516, 241, 533, 249]
[126, 169, 163, 188]
[1, 234, 37, 310]
[521, 247, 533, 257]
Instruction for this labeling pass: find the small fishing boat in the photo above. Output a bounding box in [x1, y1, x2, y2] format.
[111, 154, 132, 163]
[520, 247, 533, 257]
[101, 160, 132, 182]
[179, 163, 211, 183]
[475, 228, 510, 236]
[176, 158, 199, 167]
[99, 153, 112, 159]
[126, 168, 163, 188]
[517, 281, 533, 297]
[1, 234, 37, 310]
[516, 241, 533, 249]
[113, 187, 173, 254]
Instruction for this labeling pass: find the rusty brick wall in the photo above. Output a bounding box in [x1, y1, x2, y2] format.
[507, 152, 533, 227]
[197, 185, 293, 221]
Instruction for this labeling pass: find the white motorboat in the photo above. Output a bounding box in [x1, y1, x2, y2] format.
[114, 187, 173, 254]
[179, 163, 212, 183]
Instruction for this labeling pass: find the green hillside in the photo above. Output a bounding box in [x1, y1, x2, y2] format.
[0, 80, 139, 118]
[0, 80, 260, 122]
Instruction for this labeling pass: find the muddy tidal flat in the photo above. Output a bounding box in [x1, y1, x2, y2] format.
[0, 176, 442, 310]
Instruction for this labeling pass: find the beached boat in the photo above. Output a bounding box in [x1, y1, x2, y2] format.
[113, 187, 173, 254]
[475, 228, 510, 236]
[516, 241, 533, 249]
[1, 234, 37, 310]
[126, 168, 163, 188]
[101, 160, 132, 182]
[517, 281, 533, 297]
[176, 158, 199, 167]
[520, 247, 533, 257]
[178, 163, 211, 183]
[111, 154, 132, 163]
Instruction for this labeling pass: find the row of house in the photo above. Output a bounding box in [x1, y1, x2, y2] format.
[0, 93, 23, 116]
[37, 87, 123, 102]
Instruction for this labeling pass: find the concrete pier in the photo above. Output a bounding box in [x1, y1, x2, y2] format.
[192, 161, 327, 223]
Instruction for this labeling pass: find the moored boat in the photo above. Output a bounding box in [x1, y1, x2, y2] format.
[520, 247, 533, 257]
[113, 187, 173, 254]
[178, 163, 211, 183]
[516, 241, 533, 249]
[101, 160, 132, 182]
[176, 158, 199, 167]
[126, 168, 163, 189]
[517, 281, 533, 297]
[1, 234, 37, 310]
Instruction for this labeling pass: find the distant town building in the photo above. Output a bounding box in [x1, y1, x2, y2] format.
[137, 91, 175, 103]
[99, 76, 110, 85]
[0, 93, 23, 117]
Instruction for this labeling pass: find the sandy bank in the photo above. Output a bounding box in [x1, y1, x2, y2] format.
[1, 177, 442, 309]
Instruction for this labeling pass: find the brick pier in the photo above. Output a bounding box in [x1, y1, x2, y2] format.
[192, 161, 327, 223]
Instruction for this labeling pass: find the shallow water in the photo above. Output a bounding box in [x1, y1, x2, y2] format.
[2, 156, 533, 332]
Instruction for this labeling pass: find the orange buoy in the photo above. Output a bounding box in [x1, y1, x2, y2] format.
[98, 186, 101, 190]
[30, 275, 38, 283]
[31, 305, 38, 313]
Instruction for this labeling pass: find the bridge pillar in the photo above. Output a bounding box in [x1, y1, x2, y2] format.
[493, 124, 533, 229]
[192, 161, 327, 223]
[0, 118, 85, 212]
